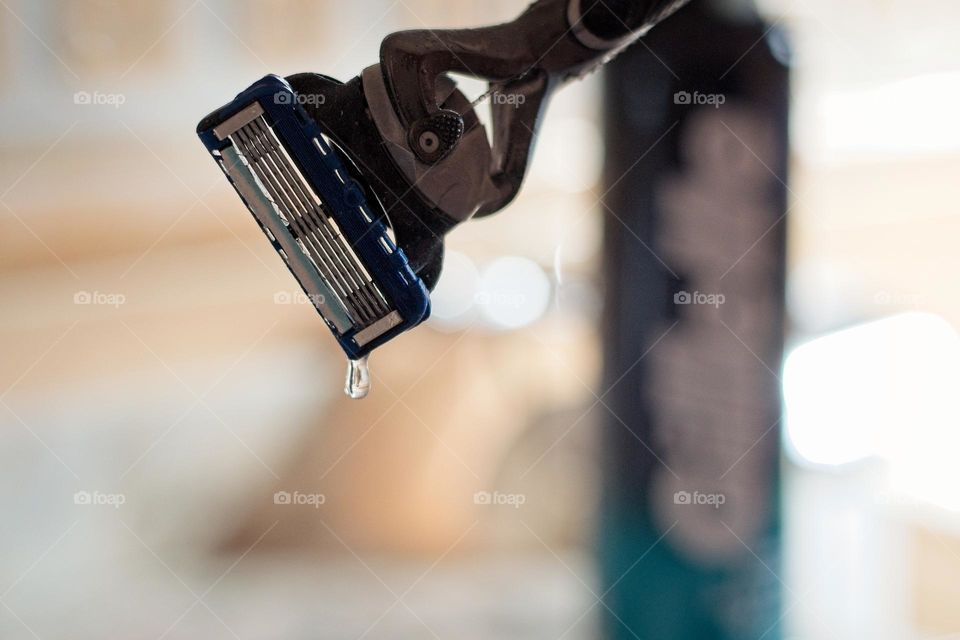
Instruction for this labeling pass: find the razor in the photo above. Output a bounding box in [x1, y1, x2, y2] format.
[196, 0, 685, 398]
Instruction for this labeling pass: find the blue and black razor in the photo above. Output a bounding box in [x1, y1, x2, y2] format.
[196, 2, 659, 397]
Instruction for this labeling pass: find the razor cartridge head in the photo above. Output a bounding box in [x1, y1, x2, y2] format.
[197, 75, 430, 396]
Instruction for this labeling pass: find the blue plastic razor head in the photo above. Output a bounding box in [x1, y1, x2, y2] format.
[197, 76, 430, 397]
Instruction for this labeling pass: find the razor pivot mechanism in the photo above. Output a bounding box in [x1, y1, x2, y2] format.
[197, 75, 430, 398]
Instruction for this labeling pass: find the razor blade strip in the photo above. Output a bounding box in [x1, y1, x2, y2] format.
[197, 75, 430, 359]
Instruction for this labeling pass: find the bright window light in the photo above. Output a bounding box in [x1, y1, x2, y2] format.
[815, 72, 960, 157]
[783, 313, 960, 470]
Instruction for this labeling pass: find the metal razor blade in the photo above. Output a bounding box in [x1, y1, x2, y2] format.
[197, 75, 430, 398]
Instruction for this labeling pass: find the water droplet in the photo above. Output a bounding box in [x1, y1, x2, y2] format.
[344, 355, 370, 399]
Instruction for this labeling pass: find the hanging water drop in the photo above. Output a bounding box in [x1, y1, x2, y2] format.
[344, 355, 371, 399]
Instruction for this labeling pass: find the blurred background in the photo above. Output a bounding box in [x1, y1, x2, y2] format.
[0, 0, 957, 638]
